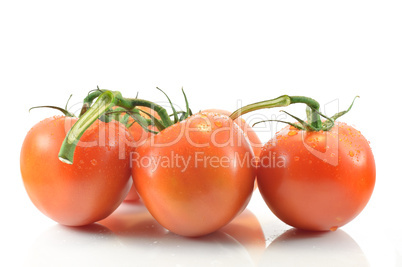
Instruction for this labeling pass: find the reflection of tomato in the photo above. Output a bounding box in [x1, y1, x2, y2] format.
[20, 116, 133, 226]
[133, 112, 256, 236]
[99, 203, 254, 266]
[261, 228, 369, 266]
[124, 107, 159, 202]
[221, 209, 265, 247]
[257, 122, 375, 231]
[221, 209, 266, 264]
[99, 204, 169, 239]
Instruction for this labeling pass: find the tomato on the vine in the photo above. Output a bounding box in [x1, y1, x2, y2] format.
[257, 122, 375, 231]
[54, 90, 255, 236]
[132, 112, 256, 237]
[230, 95, 376, 231]
[20, 116, 133, 226]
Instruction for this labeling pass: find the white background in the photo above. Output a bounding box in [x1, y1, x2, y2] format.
[1, 1, 401, 266]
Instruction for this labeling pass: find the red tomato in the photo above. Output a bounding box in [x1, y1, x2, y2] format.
[132, 112, 256, 236]
[203, 109, 262, 191]
[20, 116, 133, 226]
[124, 107, 159, 202]
[202, 109, 262, 158]
[257, 122, 375, 231]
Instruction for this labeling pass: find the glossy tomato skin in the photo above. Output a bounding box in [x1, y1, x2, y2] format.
[20, 116, 133, 226]
[124, 107, 159, 202]
[202, 109, 262, 158]
[132, 112, 256, 237]
[202, 109, 262, 192]
[257, 122, 375, 231]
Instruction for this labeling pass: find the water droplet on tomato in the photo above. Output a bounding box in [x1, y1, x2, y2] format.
[288, 130, 297, 136]
[198, 124, 211, 132]
[349, 151, 354, 157]
[91, 159, 97, 166]
[294, 156, 300, 161]
[330, 153, 336, 157]
[214, 121, 222, 127]
[330, 226, 338, 231]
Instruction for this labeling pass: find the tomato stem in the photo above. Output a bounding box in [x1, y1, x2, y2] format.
[288, 96, 322, 130]
[116, 97, 172, 127]
[229, 95, 292, 120]
[229, 95, 323, 131]
[59, 90, 172, 164]
[156, 87, 179, 123]
[29, 105, 76, 117]
[29, 94, 76, 117]
[230, 95, 358, 132]
[79, 89, 103, 117]
[58, 90, 117, 164]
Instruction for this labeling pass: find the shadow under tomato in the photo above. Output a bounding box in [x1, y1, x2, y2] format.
[258, 228, 369, 267]
[24, 223, 124, 267]
[99, 203, 266, 266]
[98, 202, 167, 239]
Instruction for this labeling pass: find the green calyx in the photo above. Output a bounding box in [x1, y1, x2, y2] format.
[59, 87, 193, 164]
[230, 95, 359, 132]
[29, 94, 76, 117]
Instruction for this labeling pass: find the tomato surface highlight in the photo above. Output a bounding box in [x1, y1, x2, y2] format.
[257, 122, 376, 231]
[202, 109, 262, 158]
[20, 116, 133, 226]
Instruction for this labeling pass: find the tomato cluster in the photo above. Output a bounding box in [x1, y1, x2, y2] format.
[20, 89, 375, 236]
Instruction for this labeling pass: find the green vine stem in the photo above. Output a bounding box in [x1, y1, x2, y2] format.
[79, 90, 103, 117]
[288, 96, 322, 130]
[230, 95, 357, 132]
[29, 105, 75, 117]
[230, 95, 321, 128]
[29, 94, 76, 117]
[58, 90, 172, 164]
